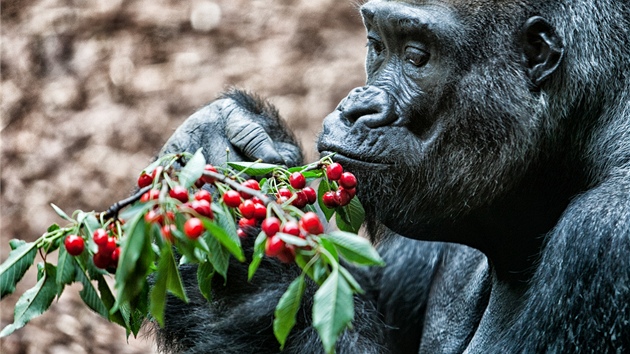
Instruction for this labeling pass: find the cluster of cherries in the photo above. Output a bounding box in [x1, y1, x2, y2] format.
[91, 227, 122, 269]
[321, 162, 357, 208]
[62, 160, 359, 267]
[62, 225, 123, 270]
[139, 165, 218, 241]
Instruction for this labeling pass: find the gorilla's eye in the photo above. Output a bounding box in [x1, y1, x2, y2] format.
[367, 36, 385, 55]
[404, 46, 429, 67]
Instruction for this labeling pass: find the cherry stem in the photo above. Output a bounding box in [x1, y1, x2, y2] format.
[102, 185, 152, 220]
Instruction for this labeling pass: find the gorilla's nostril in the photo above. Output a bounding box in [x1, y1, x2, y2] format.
[342, 106, 381, 123]
[338, 86, 396, 128]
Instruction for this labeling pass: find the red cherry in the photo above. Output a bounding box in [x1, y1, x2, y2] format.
[92, 228, 108, 247]
[281, 221, 300, 236]
[93, 252, 111, 269]
[277, 187, 293, 199]
[194, 189, 212, 203]
[140, 189, 160, 203]
[252, 197, 264, 204]
[240, 179, 260, 199]
[335, 188, 352, 206]
[322, 191, 339, 208]
[152, 166, 164, 180]
[326, 163, 343, 180]
[222, 190, 242, 208]
[191, 199, 213, 219]
[161, 224, 176, 242]
[145, 209, 164, 224]
[292, 191, 308, 208]
[302, 187, 317, 204]
[238, 217, 257, 229]
[110, 247, 121, 266]
[64, 235, 85, 256]
[237, 228, 248, 238]
[200, 164, 218, 184]
[169, 186, 189, 203]
[300, 212, 324, 235]
[184, 218, 204, 239]
[261, 217, 281, 237]
[289, 172, 306, 189]
[137, 172, 153, 188]
[276, 245, 296, 263]
[101, 237, 117, 255]
[253, 203, 267, 220]
[345, 187, 356, 199]
[339, 172, 357, 189]
[265, 235, 286, 257]
[239, 200, 256, 219]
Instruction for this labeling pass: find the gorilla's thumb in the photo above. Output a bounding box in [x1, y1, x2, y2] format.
[225, 120, 285, 165]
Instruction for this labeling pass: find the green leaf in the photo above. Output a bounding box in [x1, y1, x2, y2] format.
[165, 250, 187, 302]
[178, 148, 206, 188]
[95, 274, 126, 328]
[75, 264, 109, 318]
[338, 266, 363, 294]
[273, 275, 306, 349]
[197, 262, 214, 302]
[80, 213, 101, 237]
[227, 161, 279, 176]
[248, 231, 267, 281]
[115, 213, 154, 306]
[0, 240, 37, 298]
[320, 237, 339, 263]
[201, 219, 245, 262]
[152, 244, 188, 307]
[50, 203, 73, 221]
[317, 179, 335, 221]
[128, 285, 149, 337]
[55, 247, 76, 292]
[203, 233, 230, 279]
[213, 204, 239, 246]
[335, 197, 365, 234]
[312, 269, 354, 354]
[324, 231, 384, 266]
[0, 263, 57, 337]
[294, 253, 316, 282]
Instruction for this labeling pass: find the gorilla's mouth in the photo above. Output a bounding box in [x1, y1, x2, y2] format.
[319, 150, 393, 168]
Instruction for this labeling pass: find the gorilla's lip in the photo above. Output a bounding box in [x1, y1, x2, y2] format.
[319, 150, 393, 168]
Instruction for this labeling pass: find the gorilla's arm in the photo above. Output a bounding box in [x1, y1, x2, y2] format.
[155, 229, 450, 354]
[490, 177, 630, 353]
[151, 91, 449, 353]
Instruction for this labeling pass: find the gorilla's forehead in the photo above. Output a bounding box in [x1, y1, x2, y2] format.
[360, 0, 461, 37]
[363, 0, 503, 12]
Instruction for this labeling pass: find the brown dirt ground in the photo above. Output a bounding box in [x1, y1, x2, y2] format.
[0, 0, 367, 352]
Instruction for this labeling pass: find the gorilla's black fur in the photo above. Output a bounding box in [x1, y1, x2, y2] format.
[155, 0, 630, 353]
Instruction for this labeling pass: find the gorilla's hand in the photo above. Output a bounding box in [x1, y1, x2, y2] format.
[160, 90, 303, 167]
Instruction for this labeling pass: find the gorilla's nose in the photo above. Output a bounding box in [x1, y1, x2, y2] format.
[338, 86, 396, 128]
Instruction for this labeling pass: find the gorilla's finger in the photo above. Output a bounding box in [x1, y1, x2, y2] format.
[225, 119, 285, 165]
[275, 141, 303, 167]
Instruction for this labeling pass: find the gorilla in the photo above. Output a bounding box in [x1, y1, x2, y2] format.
[155, 0, 630, 353]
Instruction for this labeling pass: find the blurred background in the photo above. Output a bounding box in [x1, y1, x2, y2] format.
[0, 0, 366, 352]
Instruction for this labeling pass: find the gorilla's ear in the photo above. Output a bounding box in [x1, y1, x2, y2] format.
[520, 16, 564, 87]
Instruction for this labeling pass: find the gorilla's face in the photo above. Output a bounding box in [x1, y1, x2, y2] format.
[318, 0, 552, 240]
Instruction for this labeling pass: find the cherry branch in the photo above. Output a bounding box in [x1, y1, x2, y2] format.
[101, 185, 152, 220]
